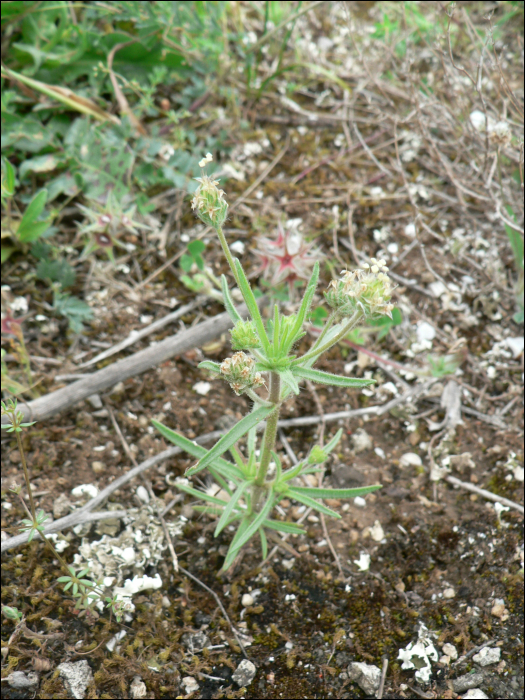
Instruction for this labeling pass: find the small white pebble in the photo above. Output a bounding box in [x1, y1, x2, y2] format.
[241, 594, 254, 607]
[443, 588, 455, 599]
[192, 381, 211, 395]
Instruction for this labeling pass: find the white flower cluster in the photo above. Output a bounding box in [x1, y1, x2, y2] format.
[325, 258, 395, 319]
[220, 351, 265, 395]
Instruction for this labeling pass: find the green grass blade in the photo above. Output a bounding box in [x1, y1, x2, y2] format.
[234, 258, 270, 351]
[214, 481, 249, 537]
[287, 488, 341, 518]
[290, 484, 382, 499]
[185, 405, 274, 476]
[220, 274, 243, 323]
[292, 367, 376, 388]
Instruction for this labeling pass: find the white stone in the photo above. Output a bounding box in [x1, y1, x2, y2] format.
[506, 336, 524, 358]
[369, 520, 385, 542]
[472, 646, 501, 666]
[443, 588, 455, 599]
[58, 660, 94, 699]
[461, 690, 489, 699]
[400, 452, 422, 468]
[182, 677, 199, 694]
[230, 240, 245, 254]
[347, 662, 381, 695]
[192, 381, 211, 395]
[241, 593, 254, 607]
[354, 552, 370, 571]
[443, 643, 458, 660]
[417, 321, 436, 342]
[136, 486, 149, 503]
[354, 497, 366, 508]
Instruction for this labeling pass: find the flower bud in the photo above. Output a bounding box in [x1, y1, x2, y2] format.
[191, 154, 228, 229]
[219, 351, 265, 395]
[230, 320, 260, 350]
[324, 258, 395, 319]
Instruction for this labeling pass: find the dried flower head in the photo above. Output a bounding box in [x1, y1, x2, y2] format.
[253, 222, 323, 290]
[191, 154, 228, 229]
[325, 258, 395, 319]
[219, 351, 265, 395]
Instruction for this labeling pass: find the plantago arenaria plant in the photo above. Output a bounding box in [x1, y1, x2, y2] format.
[153, 155, 390, 572]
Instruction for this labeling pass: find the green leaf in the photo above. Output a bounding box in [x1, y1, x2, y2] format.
[180, 254, 194, 272]
[259, 527, 268, 559]
[220, 274, 243, 324]
[185, 404, 275, 476]
[198, 360, 221, 374]
[188, 240, 206, 256]
[279, 369, 300, 395]
[287, 488, 341, 518]
[1, 246, 16, 264]
[292, 366, 376, 388]
[173, 481, 229, 506]
[17, 220, 51, 244]
[263, 518, 305, 535]
[18, 189, 47, 229]
[286, 261, 319, 351]
[321, 428, 343, 457]
[228, 492, 275, 555]
[234, 258, 270, 351]
[278, 460, 306, 484]
[151, 420, 244, 482]
[214, 481, 249, 537]
[290, 484, 382, 499]
[2, 159, 15, 195]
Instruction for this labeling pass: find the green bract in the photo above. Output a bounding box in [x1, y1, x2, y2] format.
[154, 154, 396, 572]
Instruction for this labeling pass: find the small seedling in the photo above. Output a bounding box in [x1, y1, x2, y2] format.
[153, 154, 393, 572]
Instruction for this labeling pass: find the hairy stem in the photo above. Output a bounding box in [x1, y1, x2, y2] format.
[293, 310, 363, 366]
[215, 226, 240, 287]
[255, 372, 281, 486]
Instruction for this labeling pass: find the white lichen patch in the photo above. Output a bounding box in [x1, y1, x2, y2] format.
[72, 501, 183, 613]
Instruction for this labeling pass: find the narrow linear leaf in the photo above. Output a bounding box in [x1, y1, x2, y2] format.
[280, 369, 300, 395]
[279, 460, 306, 484]
[214, 481, 249, 537]
[292, 366, 376, 388]
[173, 481, 229, 506]
[186, 404, 275, 476]
[207, 467, 234, 496]
[228, 493, 275, 554]
[322, 428, 343, 456]
[259, 527, 268, 559]
[234, 258, 270, 351]
[287, 488, 341, 519]
[263, 518, 305, 535]
[151, 420, 244, 482]
[198, 360, 221, 374]
[287, 261, 319, 349]
[222, 516, 251, 571]
[290, 484, 382, 499]
[220, 274, 243, 324]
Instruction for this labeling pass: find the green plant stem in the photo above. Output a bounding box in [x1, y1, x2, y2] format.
[215, 226, 240, 286]
[16, 430, 38, 525]
[255, 372, 281, 486]
[309, 309, 337, 353]
[293, 310, 363, 366]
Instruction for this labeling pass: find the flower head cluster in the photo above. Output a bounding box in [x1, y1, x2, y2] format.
[254, 222, 323, 290]
[230, 320, 260, 350]
[325, 258, 395, 319]
[220, 352, 265, 395]
[191, 153, 228, 229]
